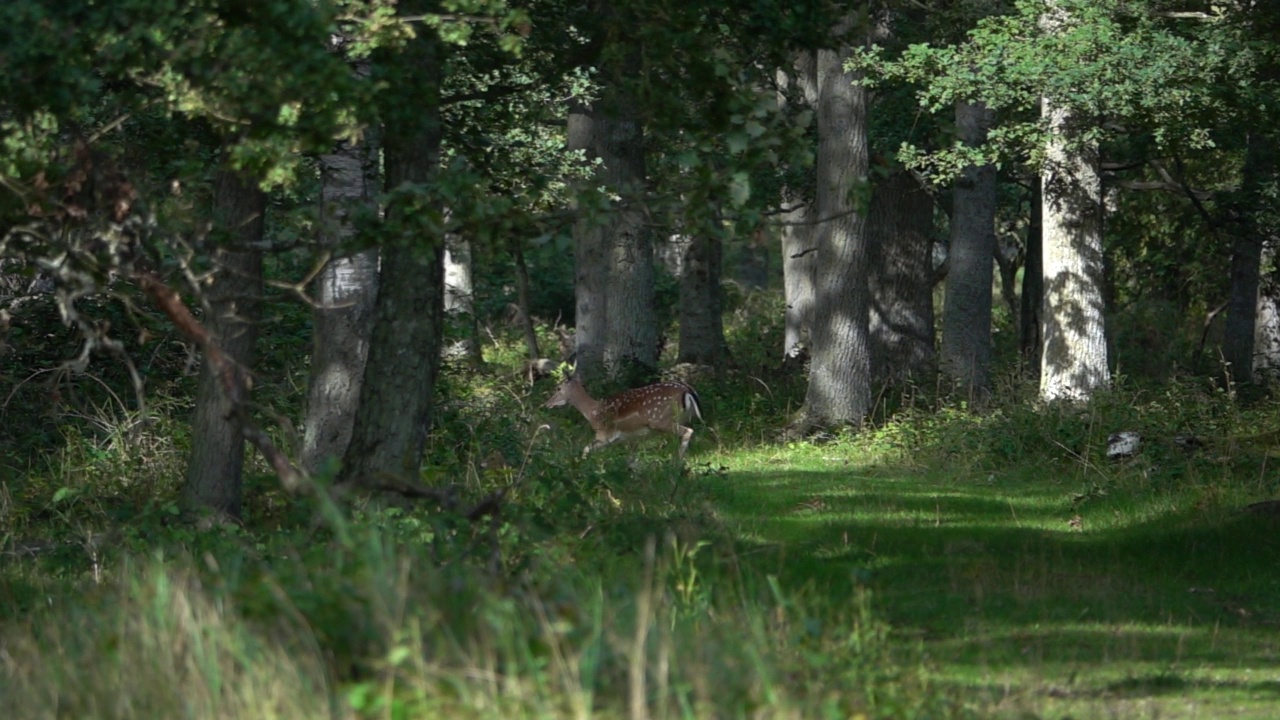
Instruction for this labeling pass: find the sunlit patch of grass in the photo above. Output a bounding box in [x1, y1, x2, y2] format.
[699, 405, 1280, 719]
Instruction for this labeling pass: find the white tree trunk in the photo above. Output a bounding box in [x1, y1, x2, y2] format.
[443, 232, 481, 363]
[302, 134, 380, 474]
[1039, 95, 1109, 402]
[1254, 269, 1280, 379]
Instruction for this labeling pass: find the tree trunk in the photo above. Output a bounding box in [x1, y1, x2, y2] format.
[512, 240, 541, 360]
[940, 100, 998, 399]
[443, 232, 482, 365]
[781, 201, 816, 362]
[568, 99, 608, 383]
[1039, 95, 1109, 402]
[794, 32, 873, 432]
[677, 230, 727, 365]
[1223, 131, 1275, 385]
[1254, 258, 1280, 380]
[598, 79, 657, 385]
[1021, 182, 1044, 374]
[302, 133, 380, 475]
[733, 228, 769, 289]
[339, 10, 445, 486]
[184, 165, 265, 517]
[868, 170, 936, 387]
[779, 53, 818, 362]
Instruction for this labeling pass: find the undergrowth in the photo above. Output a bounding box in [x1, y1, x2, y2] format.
[5, 283, 1280, 719]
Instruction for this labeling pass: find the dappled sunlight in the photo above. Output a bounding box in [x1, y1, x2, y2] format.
[701, 446, 1280, 718]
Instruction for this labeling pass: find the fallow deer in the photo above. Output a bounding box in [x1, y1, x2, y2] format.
[544, 375, 703, 458]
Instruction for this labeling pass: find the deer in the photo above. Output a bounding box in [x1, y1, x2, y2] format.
[543, 374, 704, 458]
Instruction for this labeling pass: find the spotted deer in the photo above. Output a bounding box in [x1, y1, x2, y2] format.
[544, 375, 703, 458]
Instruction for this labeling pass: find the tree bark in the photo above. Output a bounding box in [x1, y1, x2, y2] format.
[781, 201, 816, 362]
[1020, 182, 1044, 374]
[677, 230, 727, 365]
[511, 240, 541, 360]
[339, 8, 445, 486]
[778, 54, 818, 362]
[794, 31, 873, 432]
[733, 228, 769, 289]
[940, 100, 998, 399]
[1254, 259, 1280, 380]
[568, 99, 608, 383]
[302, 133, 380, 475]
[1039, 95, 1109, 402]
[868, 170, 936, 387]
[1223, 131, 1275, 385]
[598, 81, 657, 385]
[443, 232, 482, 365]
[184, 164, 265, 517]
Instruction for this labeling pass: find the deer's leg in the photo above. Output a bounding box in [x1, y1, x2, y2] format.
[587, 430, 623, 457]
[677, 425, 694, 457]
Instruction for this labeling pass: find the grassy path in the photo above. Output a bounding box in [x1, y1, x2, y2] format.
[701, 444, 1280, 718]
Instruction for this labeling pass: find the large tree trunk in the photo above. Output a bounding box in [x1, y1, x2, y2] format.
[940, 101, 998, 398]
[793, 31, 873, 432]
[868, 170, 936, 387]
[339, 9, 445, 486]
[677, 230, 726, 365]
[302, 133, 380, 475]
[1039, 94, 1109, 402]
[778, 53, 818, 362]
[184, 165, 265, 517]
[568, 100, 609, 383]
[598, 79, 657, 385]
[1223, 131, 1275, 385]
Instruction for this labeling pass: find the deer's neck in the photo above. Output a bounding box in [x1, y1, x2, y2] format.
[566, 388, 604, 421]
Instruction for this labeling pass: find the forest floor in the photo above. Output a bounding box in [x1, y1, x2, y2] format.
[6, 353, 1280, 718]
[700, 441, 1280, 719]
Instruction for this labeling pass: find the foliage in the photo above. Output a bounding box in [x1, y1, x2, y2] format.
[854, 0, 1257, 181]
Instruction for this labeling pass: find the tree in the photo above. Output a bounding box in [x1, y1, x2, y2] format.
[941, 101, 998, 398]
[567, 101, 610, 383]
[793, 14, 874, 433]
[303, 132, 381, 475]
[338, 6, 447, 487]
[1222, 132, 1277, 385]
[778, 54, 819, 363]
[1037, 2, 1109, 401]
[444, 232, 483, 365]
[598, 56, 659, 384]
[677, 228, 727, 365]
[183, 163, 265, 517]
[868, 169, 936, 386]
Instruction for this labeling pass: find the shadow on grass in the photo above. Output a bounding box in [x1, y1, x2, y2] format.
[703, 464, 1280, 679]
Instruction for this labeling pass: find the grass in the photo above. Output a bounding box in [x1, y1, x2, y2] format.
[695, 431, 1280, 719]
[4, 317, 1280, 718]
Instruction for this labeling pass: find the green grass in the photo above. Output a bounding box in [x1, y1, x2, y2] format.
[5, 313, 1280, 718]
[695, 437, 1280, 719]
